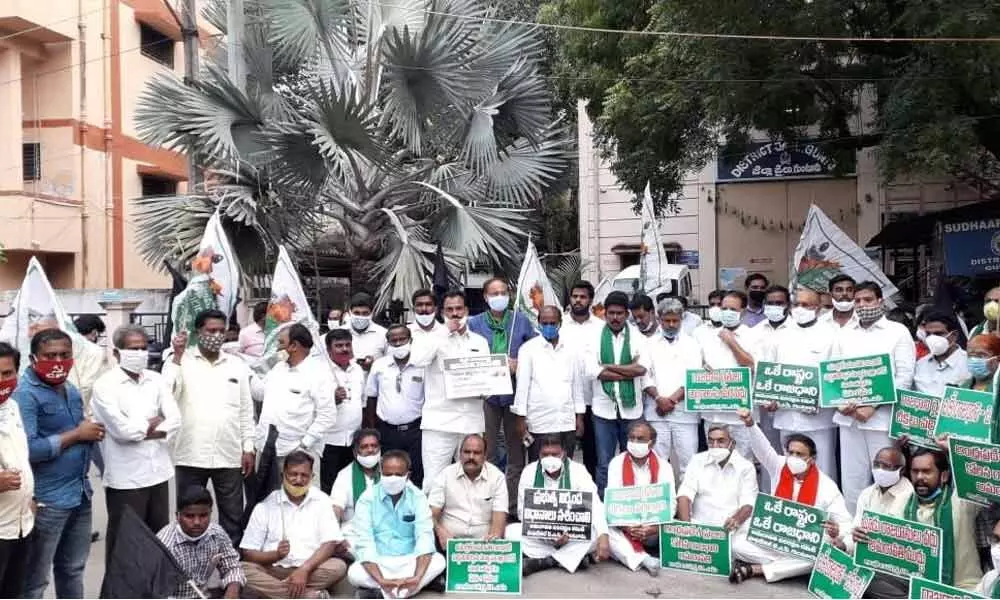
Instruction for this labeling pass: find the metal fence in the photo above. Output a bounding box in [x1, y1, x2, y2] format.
[129, 313, 170, 343]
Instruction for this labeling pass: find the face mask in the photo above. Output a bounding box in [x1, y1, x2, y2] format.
[327, 320, 340, 330]
[414, 313, 436, 328]
[456, 316, 468, 330]
[791, 306, 817, 326]
[357, 452, 380, 469]
[707, 306, 723, 324]
[381, 474, 408, 495]
[916, 328, 927, 342]
[986, 300, 1000, 322]
[198, 332, 226, 353]
[118, 349, 149, 374]
[969, 357, 995, 380]
[872, 467, 901, 489]
[638, 319, 657, 334]
[855, 304, 884, 325]
[785, 455, 809, 475]
[540, 455, 563, 474]
[33, 358, 74, 386]
[177, 523, 209, 543]
[748, 290, 766, 304]
[917, 486, 943, 502]
[331, 353, 352, 369]
[662, 326, 680, 340]
[0, 378, 16, 405]
[283, 480, 309, 498]
[707, 447, 732, 464]
[925, 334, 951, 357]
[540, 324, 559, 341]
[833, 300, 854, 313]
[719, 309, 741, 329]
[276, 349, 290, 364]
[627, 440, 651, 459]
[487, 295, 509, 312]
[391, 344, 411, 360]
[351, 315, 371, 332]
[764, 305, 786, 323]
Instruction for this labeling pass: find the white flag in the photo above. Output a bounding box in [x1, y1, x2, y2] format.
[639, 183, 668, 293]
[791, 204, 899, 307]
[591, 276, 612, 319]
[262, 246, 321, 357]
[515, 240, 559, 325]
[171, 212, 241, 341]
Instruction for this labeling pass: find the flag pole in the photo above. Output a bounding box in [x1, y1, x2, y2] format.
[509, 235, 532, 358]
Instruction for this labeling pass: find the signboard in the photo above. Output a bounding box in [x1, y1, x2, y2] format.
[685, 368, 753, 412]
[908, 576, 984, 599]
[604, 483, 674, 527]
[658, 523, 731, 577]
[854, 511, 942, 581]
[807, 542, 875, 599]
[942, 218, 1000, 277]
[753, 362, 821, 410]
[890, 390, 942, 450]
[446, 539, 522, 595]
[521, 488, 593, 542]
[442, 354, 513, 400]
[818, 354, 895, 408]
[717, 140, 854, 182]
[948, 437, 1000, 506]
[718, 267, 747, 291]
[677, 250, 700, 269]
[746, 493, 827, 560]
[933, 386, 995, 443]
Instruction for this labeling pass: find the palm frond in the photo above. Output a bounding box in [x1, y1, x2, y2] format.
[266, 0, 353, 71]
[546, 253, 588, 308]
[418, 181, 530, 263]
[482, 122, 571, 206]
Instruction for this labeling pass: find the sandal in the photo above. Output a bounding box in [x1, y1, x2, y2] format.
[729, 560, 753, 584]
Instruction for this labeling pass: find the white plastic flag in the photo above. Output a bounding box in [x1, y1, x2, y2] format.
[170, 212, 241, 341]
[515, 240, 559, 326]
[639, 183, 668, 293]
[262, 246, 321, 358]
[591, 276, 612, 319]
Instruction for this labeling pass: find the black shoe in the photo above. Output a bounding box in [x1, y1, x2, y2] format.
[426, 575, 446, 593]
[91, 531, 100, 543]
[523, 556, 556, 576]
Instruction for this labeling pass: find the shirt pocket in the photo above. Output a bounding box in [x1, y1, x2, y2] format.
[38, 399, 70, 432]
[406, 376, 424, 403]
[224, 377, 243, 409]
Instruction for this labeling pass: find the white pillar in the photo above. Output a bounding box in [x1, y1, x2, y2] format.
[0, 49, 22, 190]
[98, 300, 143, 339]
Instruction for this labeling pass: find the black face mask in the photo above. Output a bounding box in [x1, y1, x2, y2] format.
[748, 290, 766, 304]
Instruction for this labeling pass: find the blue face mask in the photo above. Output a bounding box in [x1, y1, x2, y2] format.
[968, 357, 995, 380]
[917, 486, 943, 502]
[540, 324, 560, 341]
[662, 327, 679, 340]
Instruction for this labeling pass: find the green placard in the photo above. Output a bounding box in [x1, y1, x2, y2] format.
[908, 576, 983, 598]
[948, 437, 1000, 506]
[819, 353, 895, 407]
[746, 493, 827, 559]
[605, 482, 674, 526]
[445, 539, 522, 595]
[890, 390, 942, 450]
[854, 511, 942, 581]
[807, 542, 875, 599]
[685, 368, 753, 412]
[753, 361, 821, 410]
[658, 522, 731, 577]
[933, 386, 995, 442]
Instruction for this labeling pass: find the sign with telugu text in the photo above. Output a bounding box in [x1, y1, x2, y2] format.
[948, 437, 1000, 507]
[753, 362, 821, 410]
[717, 140, 854, 182]
[658, 522, 731, 577]
[604, 483, 674, 527]
[807, 542, 875, 599]
[819, 354, 895, 408]
[446, 539, 522, 595]
[442, 354, 513, 400]
[746, 493, 827, 560]
[685, 368, 753, 412]
[521, 488, 593, 542]
[908, 575, 984, 599]
[890, 390, 942, 450]
[934, 386, 995, 443]
[854, 511, 942, 581]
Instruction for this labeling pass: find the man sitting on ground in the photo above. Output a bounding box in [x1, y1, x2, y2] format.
[429, 434, 507, 546]
[330, 429, 381, 554]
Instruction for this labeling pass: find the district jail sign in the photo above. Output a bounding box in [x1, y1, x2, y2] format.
[942, 218, 1000, 277]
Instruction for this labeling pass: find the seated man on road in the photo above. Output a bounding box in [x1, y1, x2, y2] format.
[330, 429, 381, 553]
[429, 434, 507, 547]
[506, 435, 611, 575]
[730, 409, 851, 584]
[606, 420, 674, 576]
[240, 451, 348, 599]
[348, 450, 446, 599]
[157, 486, 245, 599]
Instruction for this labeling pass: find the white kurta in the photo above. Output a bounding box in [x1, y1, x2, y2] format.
[698, 324, 761, 459]
[604, 452, 675, 571]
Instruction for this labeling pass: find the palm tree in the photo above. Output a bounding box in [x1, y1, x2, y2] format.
[134, 0, 569, 309]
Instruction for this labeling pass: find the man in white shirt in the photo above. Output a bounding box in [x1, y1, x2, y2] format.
[325, 307, 344, 333]
[560, 281, 605, 480]
[506, 435, 611, 575]
[346, 293, 387, 375]
[429, 434, 507, 543]
[365, 325, 426, 486]
[256, 323, 336, 486]
[0, 343, 34, 597]
[830, 280, 916, 513]
[629, 294, 659, 338]
[839, 446, 912, 556]
[164, 308, 255, 545]
[330, 429, 381, 553]
[731, 409, 851, 584]
[913, 312, 968, 397]
[409, 290, 491, 492]
[322, 328, 365, 494]
[92, 324, 181, 567]
[606, 421, 674, 576]
[676, 423, 757, 532]
[657, 294, 703, 335]
[641, 298, 703, 476]
[241, 452, 348, 599]
[758, 288, 838, 477]
[696, 290, 760, 460]
[820, 274, 858, 329]
[513, 306, 584, 461]
[585, 291, 649, 496]
[754, 285, 792, 336]
[408, 289, 447, 342]
[239, 302, 268, 357]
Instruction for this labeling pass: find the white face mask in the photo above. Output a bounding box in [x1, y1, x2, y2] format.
[414, 313, 436, 328]
[871, 467, 901, 489]
[627, 440, 651, 459]
[707, 306, 723, 324]
[276, 349, 290, 364]
[791, 306, 817, 326]
[764, 305, 786, 323]
[916, 328, 927, 342]
[357, 452, 380, 469]
[118, 349, 149, 374]
[391, 344, 411, 360]
[380, 474, 408, 495]
[487, 295, 510, 312]
[540, 455, 563, 475]
[833, 299, 854, 313]
[351, 315, 371, 332]
[925, 334, 951, 357]
[785, 455, 809, 475]
[327, 320, 340, 330]
[719, 308, 741, 328]
[707, 447, 732, 464]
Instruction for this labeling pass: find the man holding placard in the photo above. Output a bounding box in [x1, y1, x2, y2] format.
[605, 421, 675, 576]
[676, 424, 758, 533]
[913, 312, 968, 398]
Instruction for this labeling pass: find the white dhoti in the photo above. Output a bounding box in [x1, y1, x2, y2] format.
[347, 553, 447, 596]
[731, 533, 813, 583]
[608, 528, 657, 571]
[650, 421, 698, 478]
[505, 523, 594, 573]
[421, 430, 464, 492]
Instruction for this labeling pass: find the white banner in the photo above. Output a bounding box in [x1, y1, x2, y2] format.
[515, 240, 559, 326]
[262, 246, 322, 358]
[171, 212, 241, 341]
[639, 183, 668, 293]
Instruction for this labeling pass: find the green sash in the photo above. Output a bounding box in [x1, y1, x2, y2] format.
[485, 310, 511, 355]
[352, 460, 379, 505]
[600, 325, 636, 409]
[904, 485, 955, 586]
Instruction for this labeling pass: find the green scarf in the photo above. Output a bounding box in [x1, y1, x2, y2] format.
[904, 485, 955, 586]
[533, 458, 571, 489]
[600, 325, 636, 409]
[351, 460, 379, 505]
[993, 576, 1000, 599]
[484, 310, 511, 355]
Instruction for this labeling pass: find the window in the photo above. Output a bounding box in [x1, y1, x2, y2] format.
[140, 175, 177, 197]
[22, 143, 40, 181]
[140, 23, 175, 68]
[619, 253, 640, 269]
